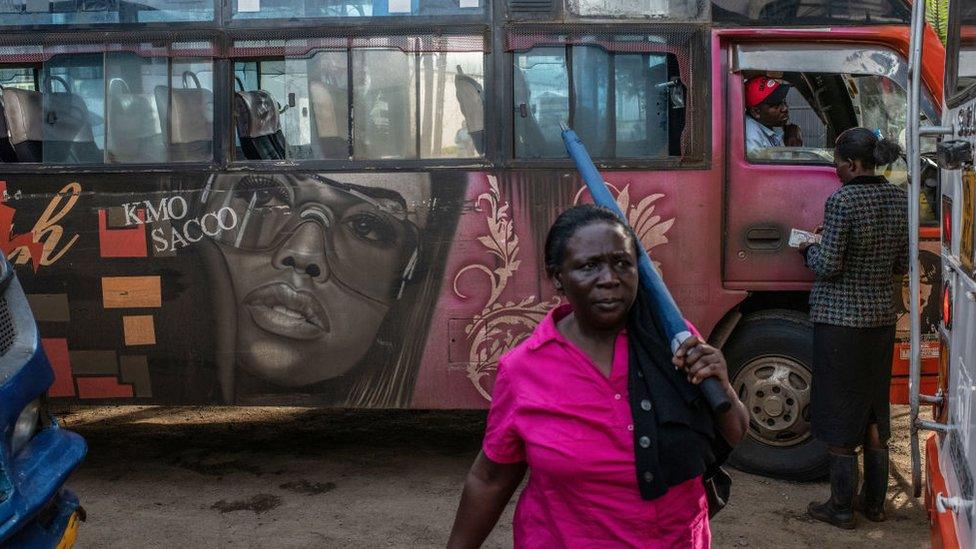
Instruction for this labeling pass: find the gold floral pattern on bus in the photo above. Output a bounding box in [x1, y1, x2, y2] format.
[453, 175, 558, 401]
[574, 183, 675, 272]
[455, 178, 676, 401]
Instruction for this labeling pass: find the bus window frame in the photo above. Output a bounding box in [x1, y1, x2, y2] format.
[0, 6, 489, 40]
[500, 23, 711, 171]
[224, 13, 487, 29]
[732, 42, 939, 167]
[945, 0, 976, 110]
[225, 25, 492, 167]
[0, 0, 222, 30]
[0, 30, 223, 173]
[0, 26, 499, 174]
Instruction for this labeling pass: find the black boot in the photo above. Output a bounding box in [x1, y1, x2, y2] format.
[855, 447, 889, 522]
[808, 452, 858, 529]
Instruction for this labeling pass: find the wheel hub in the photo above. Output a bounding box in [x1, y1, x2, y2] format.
[733, 355, 813, 447]
[762, 396, 784, 417]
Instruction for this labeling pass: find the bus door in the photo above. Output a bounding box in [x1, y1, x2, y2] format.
[724, 42, 936, 289]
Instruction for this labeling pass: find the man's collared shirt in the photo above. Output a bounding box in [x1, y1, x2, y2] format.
[745, 115, 784, 155]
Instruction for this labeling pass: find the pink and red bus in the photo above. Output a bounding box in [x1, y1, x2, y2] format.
[0, 0, 943, 479]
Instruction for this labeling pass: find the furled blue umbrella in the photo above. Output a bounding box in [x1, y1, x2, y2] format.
[560, 123, 730, 412]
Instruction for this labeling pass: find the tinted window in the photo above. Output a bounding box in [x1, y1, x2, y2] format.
[514, 45, 682, 159]
[0, 0, 213, 25]
[567, 0, 705, 19]
[712, 0, 910, 26]
[0, 43, 214, 164]
[42, 53, 105, 163]
[353, 49, 416, 159]
[231, 0, 482, 20]
[231, 38, 484, 161]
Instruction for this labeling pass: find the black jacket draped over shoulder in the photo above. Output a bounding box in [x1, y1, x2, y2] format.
[626, 288, 731, 500]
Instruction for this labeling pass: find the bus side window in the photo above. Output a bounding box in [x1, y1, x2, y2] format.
[0, 89, 18, 162]
[420, 52, 483, 159]
[1, 88, 43, 162]
[233, 41, 485, 162]
[41, 54, 104, 164]
[308, 51, 351, 159]
[353, 48, 416, 160]
[0, 68, 35, 163]
[0, 47, 214, 165]
[514, 45, 682, 160]
[105, 52, 167, 164]
[157, 60, 214, 162]
[514, 48, 568, 158]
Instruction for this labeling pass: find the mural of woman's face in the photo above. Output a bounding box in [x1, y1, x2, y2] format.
[205, 173, 421, 387]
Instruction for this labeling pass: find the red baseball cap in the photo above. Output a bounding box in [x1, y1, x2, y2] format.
[745, 76, 790, 108]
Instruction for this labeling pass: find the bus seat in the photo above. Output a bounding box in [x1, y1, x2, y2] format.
[454, 69, 485, 154]
[107, 86, 165, 163]
[155, 85, 213, 162]
[309, 81, 348, 158]
[42, 88, 102, 163]
[0, 90, 19, 162]
[1, 88, 44, 162]
[234, 89, 286, 160]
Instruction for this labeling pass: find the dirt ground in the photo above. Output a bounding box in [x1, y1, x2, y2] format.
[56, 404, 930, 548]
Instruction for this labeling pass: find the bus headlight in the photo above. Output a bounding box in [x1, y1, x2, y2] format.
[10, 399, 40, 456]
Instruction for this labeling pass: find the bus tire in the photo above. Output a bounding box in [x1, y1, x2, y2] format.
[723, 309, 829, 481]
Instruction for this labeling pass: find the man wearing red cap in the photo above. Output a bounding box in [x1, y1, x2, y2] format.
[744, 75, 802, 155]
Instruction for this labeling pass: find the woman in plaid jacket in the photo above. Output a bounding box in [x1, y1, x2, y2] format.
[798, 128, 908, 530]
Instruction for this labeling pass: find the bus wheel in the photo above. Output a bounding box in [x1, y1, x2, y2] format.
[724, 309, 828, 481]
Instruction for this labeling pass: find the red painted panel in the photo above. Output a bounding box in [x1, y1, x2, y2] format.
[889, 374, 937, 405]
[98, 208, 147, 258]
[76, 377, 134, 399]
[41, 338, 74, 398]
[925, 434, 961, 549]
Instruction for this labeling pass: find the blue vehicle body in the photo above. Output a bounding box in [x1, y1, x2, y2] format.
[0, 257, 87, 548]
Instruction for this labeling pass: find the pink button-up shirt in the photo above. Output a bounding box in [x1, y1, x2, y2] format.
[483, 304, 710, 548]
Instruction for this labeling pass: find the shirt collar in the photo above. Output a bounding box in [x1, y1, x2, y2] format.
[526, 303, 628, 351]
[750, 116, 782, 140]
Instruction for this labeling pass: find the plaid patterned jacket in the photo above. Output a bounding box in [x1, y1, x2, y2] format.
[804, 175, 908, 327]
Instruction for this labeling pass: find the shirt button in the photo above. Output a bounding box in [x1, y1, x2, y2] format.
[643, 471, 654, 483]
[637, 371, 644, 379]
[641, 399, 652, 411]
[614, 393, 622, 400]
[627, 424, 634, 431]
[639, 436, 651, 448]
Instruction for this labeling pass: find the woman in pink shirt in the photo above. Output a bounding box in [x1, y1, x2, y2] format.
[448, 205, 749, 548]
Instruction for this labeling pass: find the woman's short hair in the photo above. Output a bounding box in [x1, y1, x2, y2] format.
[544, 204, 636, 275]
[835, 127, 902, 169]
